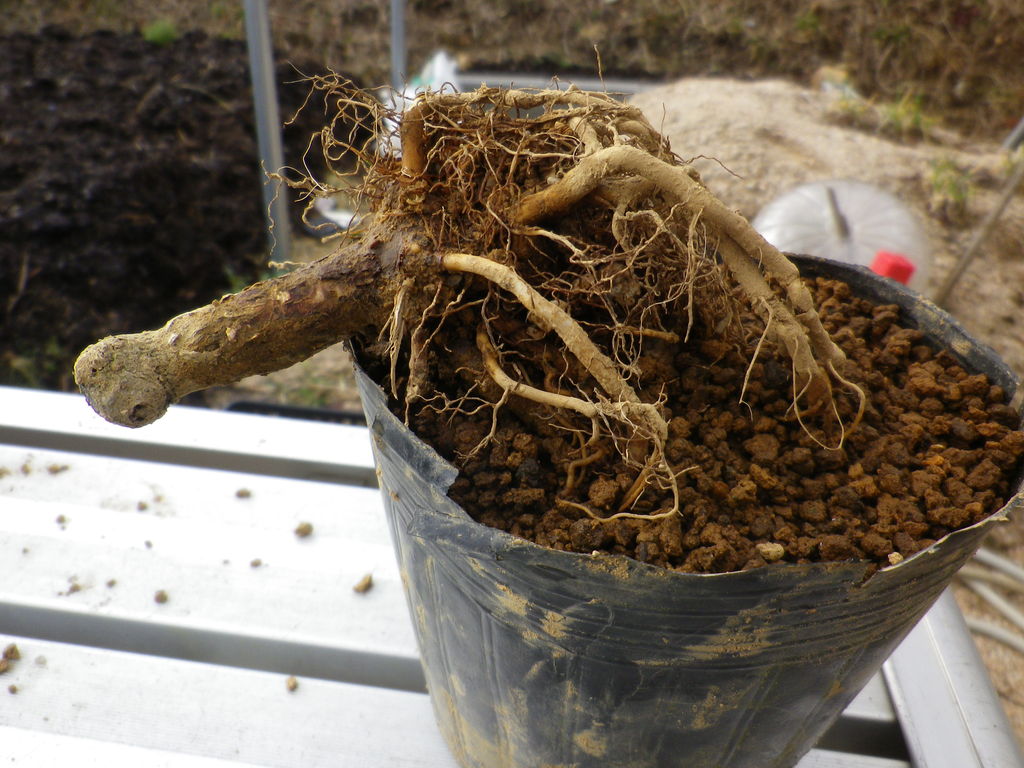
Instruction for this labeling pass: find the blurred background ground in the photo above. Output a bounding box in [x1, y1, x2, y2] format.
[2, 0, 1024, 749]
[10, 0, 1024, 140]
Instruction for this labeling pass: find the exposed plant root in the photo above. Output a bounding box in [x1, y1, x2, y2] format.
[383, 278, 413, 399]
[75, 83, 869, 530]
[563, 446, 606, 494]
[463, 385, 509, 461]
[399, 101, 429, 177]
[739, 298, 775, 416]
[74, 223, 428, 427]
[620, 327, 680, 343]
[476, 325, 600, 421]
[717, 239, 826, 400]
[618, 463, 653, 512]
[556, 496, 679, 523]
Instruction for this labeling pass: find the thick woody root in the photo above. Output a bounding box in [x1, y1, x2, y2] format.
[74, 224, 430, 427]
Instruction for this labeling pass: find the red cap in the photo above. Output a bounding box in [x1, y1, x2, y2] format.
[871, 250, 915, 285]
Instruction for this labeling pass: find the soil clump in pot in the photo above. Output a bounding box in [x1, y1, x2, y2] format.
[417, 276, 1024, 573]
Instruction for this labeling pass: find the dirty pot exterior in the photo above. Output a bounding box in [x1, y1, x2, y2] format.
[354, 256, 1024, 768]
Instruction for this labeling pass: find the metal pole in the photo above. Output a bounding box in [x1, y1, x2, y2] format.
[390, 0, 406, 94]
[243, 0, 290, 262]
[935, 157, 1024, 306]
[1002, 114, 1024, 151]
[883, 589, 1024, 768]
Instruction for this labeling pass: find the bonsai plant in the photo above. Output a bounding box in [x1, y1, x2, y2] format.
[75, 85, 1024, 767]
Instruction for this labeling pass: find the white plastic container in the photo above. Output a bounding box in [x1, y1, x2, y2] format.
[752, 180, 930, 294]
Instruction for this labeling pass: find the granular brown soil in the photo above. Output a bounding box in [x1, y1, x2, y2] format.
[415, 276, 1024, 574]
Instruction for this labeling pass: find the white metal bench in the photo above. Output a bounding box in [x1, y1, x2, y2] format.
[1, 385, 1020, 767]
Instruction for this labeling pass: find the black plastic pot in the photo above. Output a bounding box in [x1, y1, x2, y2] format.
[354, 256, 1024, 768]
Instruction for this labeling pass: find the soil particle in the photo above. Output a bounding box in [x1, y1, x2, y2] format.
[818, 535, 862, 561]
[413, 277, 1024, 574]
[569, 519, 607, 552]
[756, 542, 786, 562]
[586, 477, 620, 511]
[744, 434, 780, 463]
[966, 459, 1003, 492]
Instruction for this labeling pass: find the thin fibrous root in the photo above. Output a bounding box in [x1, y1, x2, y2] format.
[556, 498, 679, 523]
[442, 252, 667, 445]
[478, 324, 662, 470]
[829, 359, 866, 427]
[476, 325, 600, 421]
[720, 237, 865, 445]
[717, 238, 825, 399]
[384, 279, 413, 399]
[563, 446, 607, 494]
[399, 87, 664, 179]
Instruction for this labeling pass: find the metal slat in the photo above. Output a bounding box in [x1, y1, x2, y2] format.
[242, 0, 290, 261]
[0, 635, 908, 768]
[458, 70, 659, 95]
[0, 386, 377, 486]
[817, 676, 906, 760]
[797, 753, 909, 768]
[0, 599, 424, 693]
[1, 446, 421, 692]
[883, 589, 1024, 767]
[390, 0, 406, 92]
[1, 637, 453, 768]
[2, 729, 269, 768]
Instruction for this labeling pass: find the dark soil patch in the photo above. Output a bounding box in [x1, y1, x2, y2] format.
[414, 277, 1023, 574]
[13, 3, 1024, 141]
[0, 27, 342, 389]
